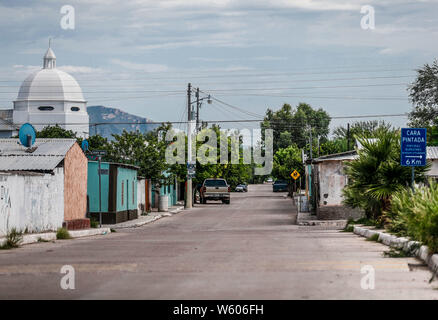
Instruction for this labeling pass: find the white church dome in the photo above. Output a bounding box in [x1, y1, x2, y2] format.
[12, 45, 89, 138]
[16, 48, 85, 102]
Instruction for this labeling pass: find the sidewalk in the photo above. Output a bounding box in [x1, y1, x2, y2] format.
[294, 195, 347, 229]
[0, 227, 111, 247]
[0, 205, 185, 247]
[104, 205, 185, 230]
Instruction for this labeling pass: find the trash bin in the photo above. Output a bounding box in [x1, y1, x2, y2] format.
[299, 196, 309, 212]
[158, 195, 169, 212]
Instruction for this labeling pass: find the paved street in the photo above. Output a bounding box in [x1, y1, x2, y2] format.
[0, 184, 437, 299]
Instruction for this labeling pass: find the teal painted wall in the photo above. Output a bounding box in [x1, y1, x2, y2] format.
[87, 161, 110, 213]
[116, 166, 137, 212]
[151, 180, 177, 207]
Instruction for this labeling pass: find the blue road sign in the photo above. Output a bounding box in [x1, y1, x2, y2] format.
[401, 128, 426, 166]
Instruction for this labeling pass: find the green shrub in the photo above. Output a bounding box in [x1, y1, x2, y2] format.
[341, 225, 354, 232]
[56, 228, 71, 240]
[366, 233, 380, 242]
[90, 218, 99, 228]
[0, 228, 23, 249]
[387, 181, 438, 253]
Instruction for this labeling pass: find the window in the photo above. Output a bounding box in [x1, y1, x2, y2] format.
[204, 179, 227, 187]
[121, 181, 124, 206]
[71, 106, 80, 112]
[38, 106, 54, 111]
[132, 181, 135, 204]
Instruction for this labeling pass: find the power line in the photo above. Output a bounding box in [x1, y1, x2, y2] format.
[10, 113, 408, 127]
[215, 93, 408, 101]
[0, 67, 414, 82]
[0, 75, 414, 87]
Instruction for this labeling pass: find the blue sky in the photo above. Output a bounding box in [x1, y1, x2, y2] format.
[1, 0, 438, 132]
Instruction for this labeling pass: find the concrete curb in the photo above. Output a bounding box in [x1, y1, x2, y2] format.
[109, 206, 185, 229]
[111, 214, 164, 229]
[353, 226, 438, 275]
[298, 220, 347, 229]
[169, 206, 184, 215]
[69, 228, 111, 238]
[0, 228, 111, 247]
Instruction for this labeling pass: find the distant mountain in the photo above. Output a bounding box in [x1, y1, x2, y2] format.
[87, 106, 158, 140]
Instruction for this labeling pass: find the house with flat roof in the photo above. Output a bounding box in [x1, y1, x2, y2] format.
[0, 138, 88, 236]
[311, 146, 438, 220]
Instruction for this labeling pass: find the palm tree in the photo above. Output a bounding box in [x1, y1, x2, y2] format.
[343, 129, 429, 221]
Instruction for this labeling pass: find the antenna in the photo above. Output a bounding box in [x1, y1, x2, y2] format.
[49, 37, 52, 48]
[18, 123, 36, 148]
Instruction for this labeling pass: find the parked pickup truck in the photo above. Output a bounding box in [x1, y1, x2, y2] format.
[200, 178, 231, 204]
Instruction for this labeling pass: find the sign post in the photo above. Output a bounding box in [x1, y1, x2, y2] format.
[400, 128, 427, 190]
[291, 170, 300, 194]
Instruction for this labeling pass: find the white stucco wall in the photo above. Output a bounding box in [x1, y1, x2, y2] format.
[317, 161, 348, 207]
[0, 168, 64, 237]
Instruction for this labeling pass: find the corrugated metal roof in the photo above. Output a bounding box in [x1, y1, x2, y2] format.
[0, 110, 16, 131]
[427, 146, 438, 160]
[0, 118, 15, 131]
[313, 150, 358, 163]
[0, 138, 76, 171]
[314, 146, 438, 162]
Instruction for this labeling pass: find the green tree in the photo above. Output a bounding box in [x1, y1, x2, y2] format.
[343, 129, 429, 222]
[36, 125, 77, 139]
[261, 103, 330, 153]
[193, 126, 252, 189]
[319, 139, 348, 156]
[408, 59, 438, 127]
[272, 145, 303, 181]
[333, 120, 392, 140]
[106, 124, 172, 185]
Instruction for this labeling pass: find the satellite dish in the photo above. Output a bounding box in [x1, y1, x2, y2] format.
[18, 123, 36, 147]
[81, 139, 89, 152]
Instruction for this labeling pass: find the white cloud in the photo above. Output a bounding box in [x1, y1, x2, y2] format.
[110, 59, 169, 72]
[59, 65, 106, 74]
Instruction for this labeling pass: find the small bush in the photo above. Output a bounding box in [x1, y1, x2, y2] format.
[0, 228, 23, 249]
[56, 228, 71, 240]
[366, 233, 380, 242]
[383, 248, 413, 258]
[341, 224, 354, 232]
[90, 218, 99, 228]
[387, 181, 438, 253]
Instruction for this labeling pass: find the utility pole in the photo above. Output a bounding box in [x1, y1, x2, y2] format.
[186, 83, 193, 209]
[317, 135, 320, 157]
[196, 87, 200, 131]
[309, 125, 313, 161]
[347, 123, 350, 150]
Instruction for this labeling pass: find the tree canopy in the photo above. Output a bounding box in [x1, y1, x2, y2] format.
[261, 103, 330, 153]
[408, 59, 438, 127]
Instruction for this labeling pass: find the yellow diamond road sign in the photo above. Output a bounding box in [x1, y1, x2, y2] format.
[291, 170, 300, 180]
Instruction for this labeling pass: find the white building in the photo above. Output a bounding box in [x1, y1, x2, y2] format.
[0, 45, 89, 138]
[0, 138, 89, 236]
[312, 146, 438, 220]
